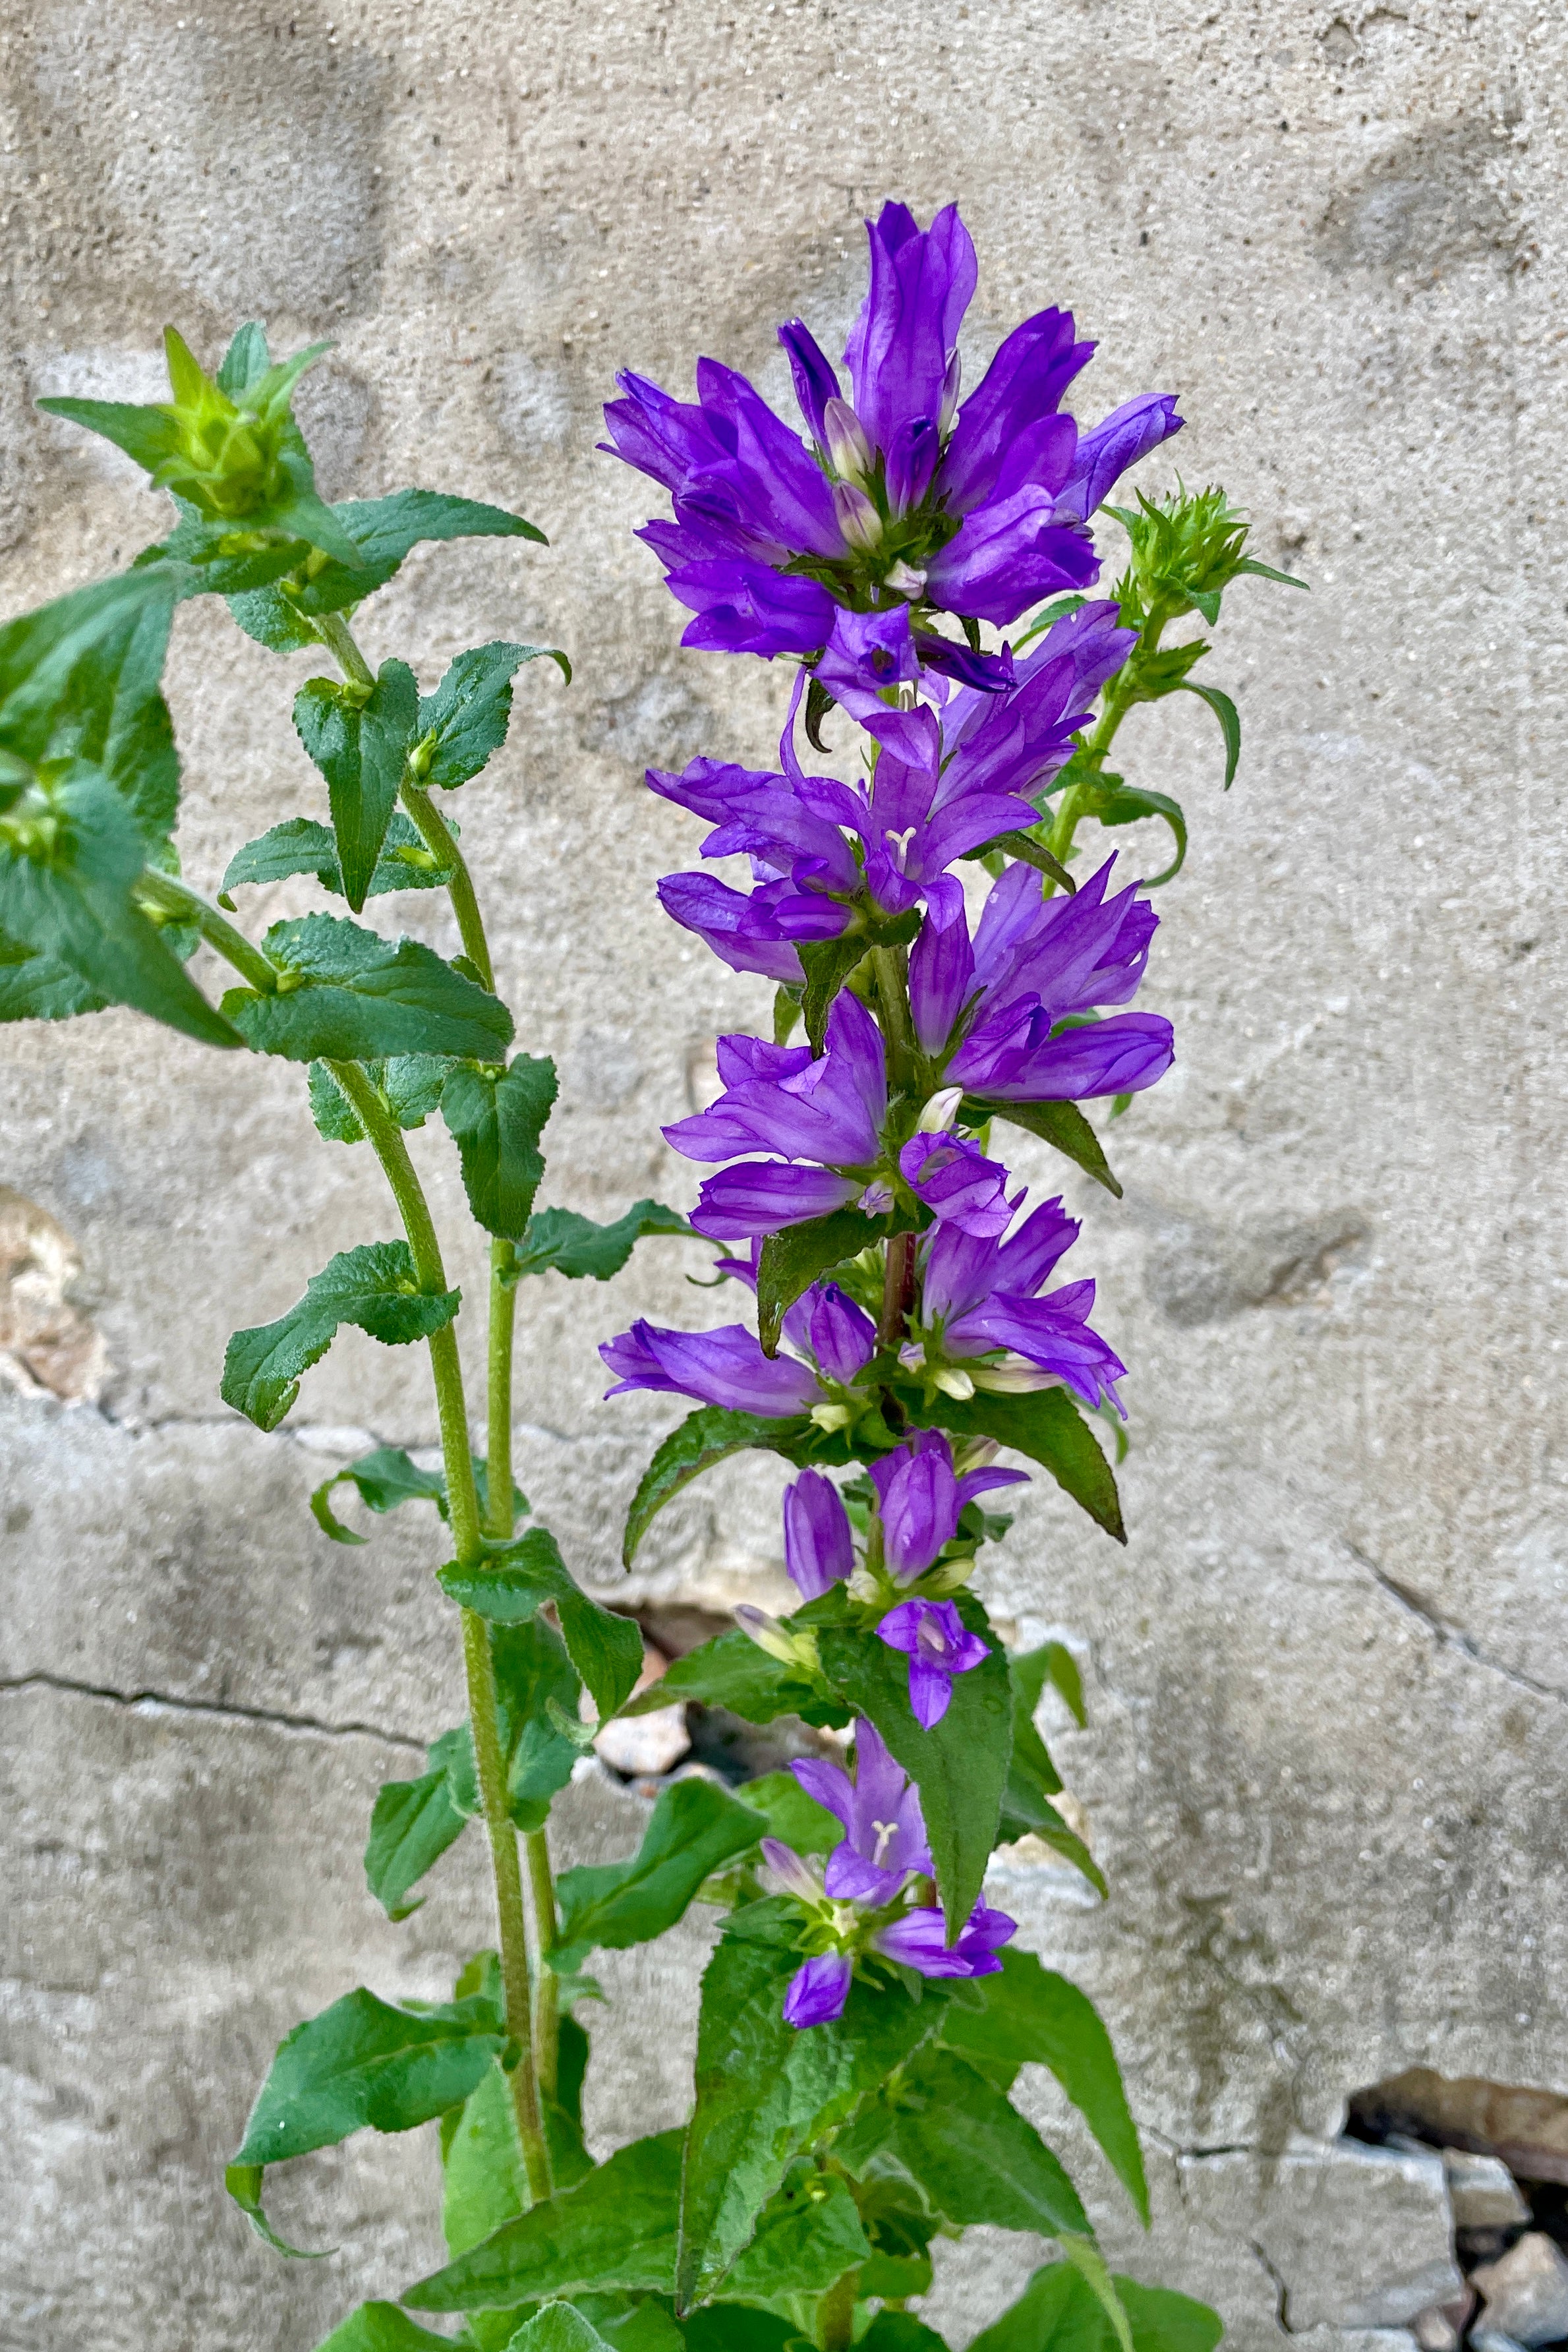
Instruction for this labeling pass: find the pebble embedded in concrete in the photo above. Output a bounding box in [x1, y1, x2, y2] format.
[1470, 2234, 1568, 2351]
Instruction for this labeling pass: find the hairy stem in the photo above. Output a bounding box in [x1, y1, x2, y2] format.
[870, 943, 916, 1078]
[401, 777, 496, 992]
[312, 607, 376, 691]
[484, 1240, 519, 1539]
[818, 2268, 862, 2351]
[133, 868, 279, 995]
[525, 1827, 561, 2100]
[326, 1061, 550, 2200]
[879, 1229, 914, 1349]
[1045, 609, 1171, 884]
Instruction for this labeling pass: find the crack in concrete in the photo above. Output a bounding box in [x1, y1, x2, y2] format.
[1249, 2238, 1295, 2335]
[0, 1670, 424, 1752]
[1348, 1542, 1568, 1707]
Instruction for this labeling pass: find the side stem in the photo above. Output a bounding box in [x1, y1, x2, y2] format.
[327, 1061, 552, 2203]
[401, 778, 496, 993]
[1045, 609, 1170, 883]
[133, 868, 279, 994]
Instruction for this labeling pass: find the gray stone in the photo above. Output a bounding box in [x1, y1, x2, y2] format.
[1472, 2237, 1568, 2351]
[1444, 2150, 1532, 2231]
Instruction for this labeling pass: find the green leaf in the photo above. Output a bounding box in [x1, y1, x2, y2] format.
[618, 1630, 846, 1732]
[1059, 2241, 1135, 2352]
[0, 568, 181, 840]
[553, 1779, 767, 1970]
[0, 765, 236, 1046]
[943, 1951, 1146, 2222]
[1013, 593, 1088, 650]
[1087, 784, 1188, 886]
[796, 909, 919, 1055]
[310, 1443, 517, 1543]
[877, 2047, 1090, 2239]
[1014, 1639, 1087, 1728]
[442, 2058, 532, 2256]
[231, 1986, 505, 2192]
[221, 813, 446, 900]
[962, 1096, 1120, 1199]
[223, 910, 513, 1063]
[216, 321, 271, 397]
[817, 1591, 1012, 1936]
[415, 641, 570, 792]
[756, 1208, 883, 1357]
[624, 1407, 844, 1568]
[314, 2307, 459, 2352]
[1175, 682, 1240, 792]
[442, 1056, 558, 1239]
[1234, 555, 1309, 592]
[564, 2301, 685, 2352]
[509, 1200, 694, 1283]
[734, 1769, 840, 1855]
[850, 2174, 940, 2303]
[294, 660, 420, 912]
[0, 930, 107, 1024]
[438, 1525, 643, 1722]
[223, 2160, 333, 2260]
[995, 1645, 1105, 1896]
[38, 394, 181, 475]
[678, 1897, 947, 2309]
[681, 2312, 798, 2352]
[972, 2266, 1222, 2352]
[366, 1758, 469, 1921]
[488, 1618, 585, 1831]
[722, 2164, 869, 2308]
[508, 2310, 620, 2352]
[225, 488, 548, 644]
[976, 830, 1078, 895]
[221, 1240, 459, 1432]
[859, 2317, 950, 2351]
[404, 2130, 684, 2309]
[909, 1388, 1124, 1545]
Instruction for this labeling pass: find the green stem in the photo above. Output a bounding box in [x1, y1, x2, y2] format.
[133, 869, 279, 994]
[401, 777, 496, 992]
[326, 1060, 550, 2202]
[526, 1827, 561, 2100]
[818, 2268, 861, 2351]
[1045, 609, 1171, 885]
[484, 1239, 519, 1539]
[870, 943, 916, 1077]
[878, 1229, 913, 1350]
[312, 607, 376, 690]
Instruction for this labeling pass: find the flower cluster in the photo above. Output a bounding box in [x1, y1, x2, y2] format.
[764, 1720, 1016, 2026]
[601, 199, 1183, 2022]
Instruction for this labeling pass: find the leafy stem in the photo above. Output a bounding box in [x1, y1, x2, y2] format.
[133, 866, 279, 993]
[1044, 608, 1171, 883]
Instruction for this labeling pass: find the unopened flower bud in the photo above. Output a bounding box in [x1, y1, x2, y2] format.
[970, 1359, 1060, 1395]
[810, 1401, 856, 1433]
[884, 558, 927, 599]
[950, 1436, 1002, 1476]
[734, 1605, 821, 1676]
[761, 1836, 825, 1904]
[917, 1085, 964, 1134]
[832, 479, 883, 552]
[933, 1366, 976, 1401]
[822, 396, 875, 484]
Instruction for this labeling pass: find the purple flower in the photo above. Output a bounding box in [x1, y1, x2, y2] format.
[782, 1471, 855, 1602]
[792, 1718, 933, 1904]
[899, 1131, 1020, 1238]
[664, 993, 891, 1242]
[915, 1196, 1128, 1414]
[604, 202, 1182, 653]
[782, 1949, 854, 2028]
[599, 1321, 823, 1417]
[869, 1429, 1027, 1585]
[798, 1282, 879, 1382]
[877, 1595, 993, 1728]
[873, 1900, 1016, 1978]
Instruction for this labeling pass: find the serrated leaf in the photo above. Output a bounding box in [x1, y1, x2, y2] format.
[623, 1407, 848, 1568]
[475, 1618, 585, 1833]
[314, 2307, 459, 2352]
[442, 2058, 533, 2257]
[756, 1206, 883, 1357]
[979, 830, 1077, 894]
[1234, 556, 1308, 591]
[1014, 1639, 1086, 1728]
[442, 1055, 558, 1240]
[877, 2047, 1090, 2240]
[941, 1950, 1147, 2225]
[415, 641, 569, 792]
[1175, 682, 1241, 792]
[678, 1897, 947, 2310]
[366, 1758, 469, 1920]
[404, 2130, 684, 2309]
[509, 1200, 694, 1284]
[0, 765, 235, 1046]
[0, 568, 181, 840]
[682, 2311, 800, 2352]
[552, 1779, 766, 1969]
[509, 2309, 620, 2352]
[222, 910, 513, 1063]
[962, 1095, 1120, 1198]
[721, 2164, 869, 2309]
[859, 2315, 950, 2350]
[224, 2160, 333, 2260]
[996, 1647, 1105, 1893]
[221, 1240, 459, 1431]
[817, 1591, 1012, 1937]
[796, 908, 919, 1055]
[231, 1987, 505, 2175]
[908, 1388, 1124, 1544]
[1088, 784, 1188, 885]
[0, 931, 107, 1024]
[216, 321, 271, 398]
[619, 1631, 846, 1733]
[438, 1525, 642, 1721]
[294, 660, 419, 911]
[309, 1443, 519, 1543]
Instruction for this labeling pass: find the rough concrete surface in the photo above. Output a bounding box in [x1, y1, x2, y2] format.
[1, 0, 1565, 2345]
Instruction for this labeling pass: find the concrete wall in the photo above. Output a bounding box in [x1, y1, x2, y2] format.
[3, 1, 1565, 2345]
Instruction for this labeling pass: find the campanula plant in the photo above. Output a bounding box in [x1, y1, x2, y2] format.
[3, 198, 1298, 2351]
